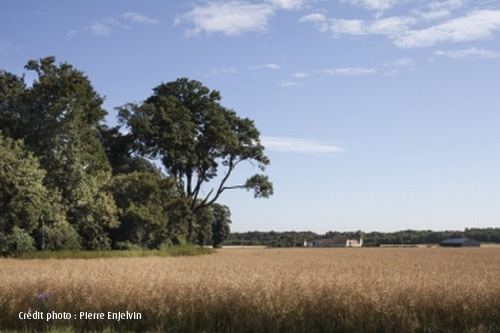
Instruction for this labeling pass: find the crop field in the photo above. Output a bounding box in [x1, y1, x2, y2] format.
[1, 247, 500, 332]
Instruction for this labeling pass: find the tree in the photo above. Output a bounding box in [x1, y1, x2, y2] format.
[108, 172, 188, 249]
[0, 132, 79, 255]
[0, 57, 118, 250]
[99, 125, 159, 175]
[118, 78, 273, 216]
[211, 204, 231, 248]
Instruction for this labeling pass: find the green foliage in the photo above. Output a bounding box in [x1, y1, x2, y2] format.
[194, 204, 215, 246]
[109, 172, 190, 248]
[0, 132, 79, 255]
[118, 78, 273, 213]
[0, 57, 119, 250]
[0, 227, 36, 257]
[2, 59, 282, 252]
[35, 221, 81, 251]
[0, 133, 47, 234]
[99, 125, 159, 175]
[226, 228, 500, 247]
[211, 204, 231, 248]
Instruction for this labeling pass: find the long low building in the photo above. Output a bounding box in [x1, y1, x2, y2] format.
[302, 237, 363, 247]
[439, 238, 480, 247]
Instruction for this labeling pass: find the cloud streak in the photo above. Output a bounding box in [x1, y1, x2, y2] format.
[73, 12, 157, 38]
[322, 67, 377, 75]
[300, 6, 500, 48]
[249, 63, 281, 70]
[175, 1, 275, 36]
[176, 0, 309, 36]
[123, 12, 159, 24]
[261, 136, 345, 154]
[435, 47, 499, 59]
[394, 10, 500, 48]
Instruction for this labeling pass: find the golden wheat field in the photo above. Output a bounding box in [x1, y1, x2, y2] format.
[1, 247, 500, 332]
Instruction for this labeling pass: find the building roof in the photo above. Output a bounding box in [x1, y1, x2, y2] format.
[440, 238, 472, 244]
[439, 238, 480, 246]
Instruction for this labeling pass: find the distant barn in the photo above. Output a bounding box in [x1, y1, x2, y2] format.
[439, 238, 480, 247]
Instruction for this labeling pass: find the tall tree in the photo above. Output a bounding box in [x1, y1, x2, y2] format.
[118, 78, 273, 214]
[211, 204, 231, 248]
[0, 132, 79, 255]
[0, 58, 118, 250]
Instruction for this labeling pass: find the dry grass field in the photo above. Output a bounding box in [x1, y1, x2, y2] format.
[1, 247, 500, 332]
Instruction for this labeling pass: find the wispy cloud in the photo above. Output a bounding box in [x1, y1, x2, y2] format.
[123, 12, 159, 24]
[322, 67, 377, 75]
[278, 80, 301, 87]
[175, 1, 275, 36]
[176, 0, 309, 36]
[435, 47, 499, 59]
[66, 29, 78, 40]
[301, 3, 500, 49]
[249, 63, 281, 70]
[74, 13, 155, 38]
[394, 10, 500, 48]
[261, 136, 345, 153]
[265, 0, 307, 10]
[390, 58, 415, 67]
[341, 0, 398, 12]
[291, 72, 309, 78]
[89, 22, 113, 36]
[300, 14, 415, 38]
[211, 67, 237, 76]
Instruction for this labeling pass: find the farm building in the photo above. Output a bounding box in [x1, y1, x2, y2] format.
[304, 237, 363, 247]
[439, 238, 480, 247]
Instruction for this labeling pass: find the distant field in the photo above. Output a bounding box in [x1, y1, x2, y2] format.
[1, 248, 500, 332]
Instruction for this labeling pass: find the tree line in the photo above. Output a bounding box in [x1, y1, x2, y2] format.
[0, 57, 272, 255]
[225, 228, 500, 247]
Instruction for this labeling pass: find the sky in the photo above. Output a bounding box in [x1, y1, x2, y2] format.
[1, 0, 499, 233]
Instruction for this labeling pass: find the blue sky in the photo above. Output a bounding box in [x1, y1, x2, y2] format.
[1, 0, 499, 233]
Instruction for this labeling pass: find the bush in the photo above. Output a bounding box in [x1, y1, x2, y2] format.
[0, 227, 36, 256]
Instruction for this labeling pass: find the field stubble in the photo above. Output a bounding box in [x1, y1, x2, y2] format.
[1, 248, 500, 332]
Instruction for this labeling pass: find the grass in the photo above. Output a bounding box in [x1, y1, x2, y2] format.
[1, 247, 500, 332]
[16, 244, 214, 259]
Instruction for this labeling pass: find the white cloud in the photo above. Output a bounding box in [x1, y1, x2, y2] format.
[299, 13, 328, 32]
[342, 0, 398, 12]
[302, 15, 415, 38]
[428, 0, 463, 11]
[250, 63, 281, 70]
[329, 19, 367, 36]
[390, 58, 415, 66]
[435, 47, 499, 59]
[369, 16, 415, 35]
[89, 22, 112, 36]
[278, 80, 300, 87]
[265, 0, 306, 10]
[261, 136, 345, 153]
[299, 13, 326, 23]
[291, 72, 308, 78]
[86, 17, 132, 37]
[175, 1, 275, 36]
[322, 67, 377, 75]
[415, 9, 451, 21]
[211, 67, 237, 75]
[123, 12, 159, 24]
[302, 7, 500, 48]
[394, 10, 500, 48]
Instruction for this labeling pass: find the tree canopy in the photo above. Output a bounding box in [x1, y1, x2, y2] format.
[118, 78, 273, 213]
[0, 58, 271, 254]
